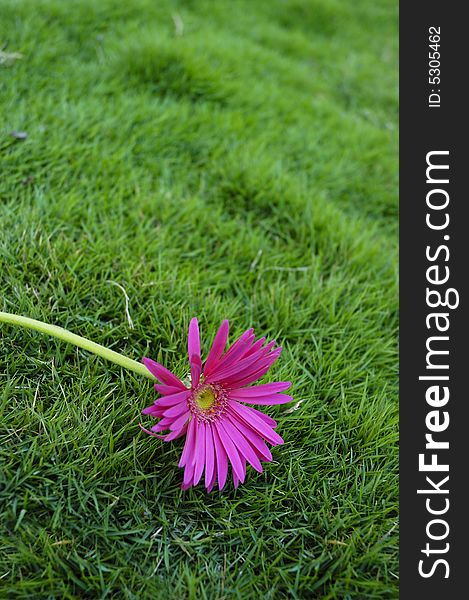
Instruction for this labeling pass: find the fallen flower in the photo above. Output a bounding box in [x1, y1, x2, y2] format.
[0, 311, 292, 492]
[141, 318, 292, 492]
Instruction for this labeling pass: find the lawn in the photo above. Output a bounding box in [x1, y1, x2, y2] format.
[0, 0, 398, 598]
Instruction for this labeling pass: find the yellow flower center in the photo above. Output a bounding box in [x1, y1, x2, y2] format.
[196, 386, 216, 410]
[189, 383, 228, 422]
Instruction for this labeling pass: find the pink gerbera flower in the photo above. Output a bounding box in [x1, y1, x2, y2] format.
[140, 318, 292, 492]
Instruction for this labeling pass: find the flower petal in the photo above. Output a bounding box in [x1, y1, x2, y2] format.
[187, 318, 200, 387]
[154, 384, 183, 396]
[242, 336, 266, 358]
[154, 390, 190, 409]
[169, 411, 191, 431]
[212, 425, 228, 491]
[143, 403, 167, 418]
[226, 413, 273, 462]
[178, 417, 196, 468]
[182, 458, 195, 489]
[226, 349, 282, 388]
[181, 478, 193, 491]
[138, 423, 164, 438]
[245, 405, 277, 427]
[204, 320, 229, 375]
[164, 424, 188, 441]
[206, 464, 217, 493]
[143, 358, 186, 389]
[231, 382, 291, 397]
[204, 423, 215, 489]
[188, 317, 201, 361]
[206, 329, 254, 380]
[142, 404, 159, 416]
[151, 418, 173, 432]
[233, 394, 293, 406]
[218, 419, 263, 473]
[214, 421, 245, 483]
[223, 328, 254, 360]
[228, 401, 284, 446]
[163, 400, 190, 419]
[261, 340, 277, 355]
[211, 347, 281, 385]
[190, 353, 202, 388]
[193, 421, 206, 486]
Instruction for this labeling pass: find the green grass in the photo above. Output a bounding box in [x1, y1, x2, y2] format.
[0, 0, 398, 598]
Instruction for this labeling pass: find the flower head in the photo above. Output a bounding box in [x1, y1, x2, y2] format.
[141, 318, 292, 491]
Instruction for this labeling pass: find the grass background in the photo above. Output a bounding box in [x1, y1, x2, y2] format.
[0, 0, 398, 598]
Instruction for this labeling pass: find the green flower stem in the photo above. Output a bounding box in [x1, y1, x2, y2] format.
[0, 311, 156, 380]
